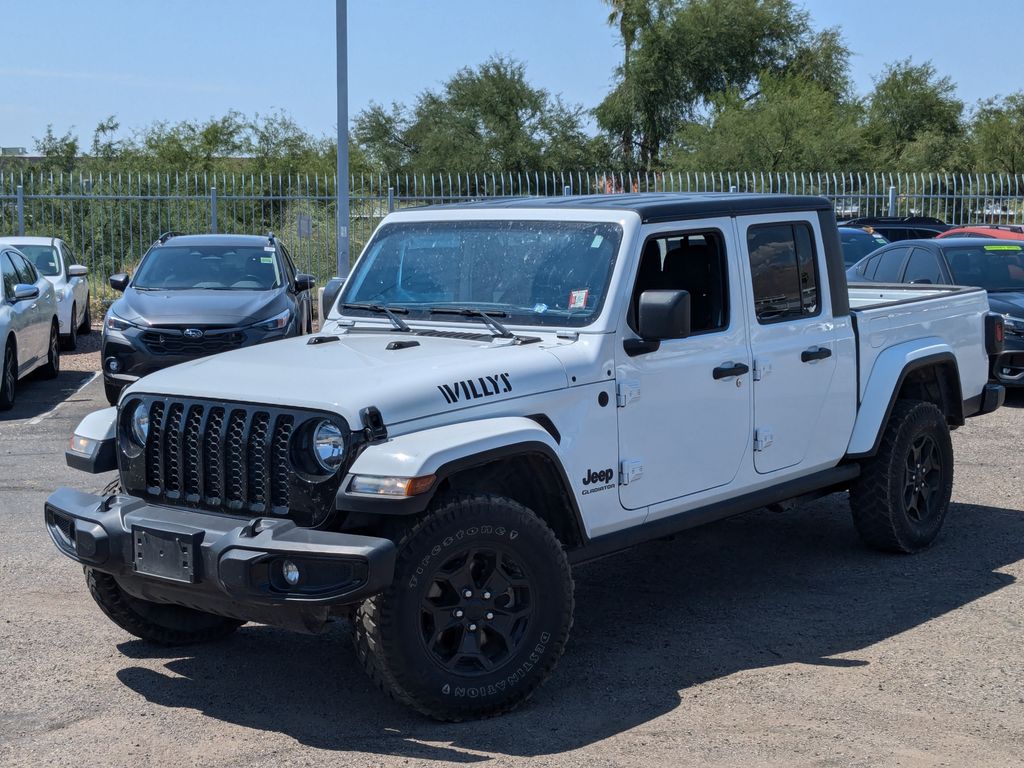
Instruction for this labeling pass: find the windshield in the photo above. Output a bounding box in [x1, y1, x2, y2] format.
[132, 245, 282, 290]
[12, 245, 60, 276]
[340, 220, 623, 327]
[839, 229, 888, 267]
[945, 244, 1024, 290]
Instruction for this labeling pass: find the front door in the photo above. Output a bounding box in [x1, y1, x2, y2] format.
[616, 222, 752, 511]
[739, 216, 838, 474]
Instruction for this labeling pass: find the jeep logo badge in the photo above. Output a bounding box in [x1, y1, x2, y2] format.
[183, 328, 203, 339]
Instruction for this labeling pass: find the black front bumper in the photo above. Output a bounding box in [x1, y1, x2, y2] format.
[992, 336, 1024, 387]
[44, 487, 396, 633]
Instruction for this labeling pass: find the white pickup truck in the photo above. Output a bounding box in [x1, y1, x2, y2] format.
[46, 193, 1005, 721]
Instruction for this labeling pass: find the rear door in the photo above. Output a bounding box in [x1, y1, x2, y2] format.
[901, 247, 949, 285]
[739, 216, 838, 474]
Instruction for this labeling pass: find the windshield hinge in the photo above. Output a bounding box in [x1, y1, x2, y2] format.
[753, 359, 771, 381]
[619, 459, 643, 485]
[753, 429, 774, 452]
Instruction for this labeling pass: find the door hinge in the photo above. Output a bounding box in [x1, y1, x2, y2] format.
[753, 429, 774, 452]
[753, 359, 771, 381]
[619, 459, 644, 485]
[616, 379, 641, 407]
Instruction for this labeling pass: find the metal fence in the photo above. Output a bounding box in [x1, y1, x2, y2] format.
[2, 170, 1023, 302]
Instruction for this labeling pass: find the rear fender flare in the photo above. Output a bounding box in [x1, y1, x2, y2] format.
[847, 340, 958, 457]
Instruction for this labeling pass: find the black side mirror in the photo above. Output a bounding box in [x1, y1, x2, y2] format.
[295, 273, 315, 292]
[625, 290, 691, 356]
[638, 289, 691, 340]
[321, 277, 346, 317]
[109, 273, 129, 292]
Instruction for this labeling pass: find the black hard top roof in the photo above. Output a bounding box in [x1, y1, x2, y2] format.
[433, 193, 833, 223]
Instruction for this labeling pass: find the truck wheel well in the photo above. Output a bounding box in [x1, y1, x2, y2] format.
[437, 454, 585, 550]
[896, 361, 963, 427]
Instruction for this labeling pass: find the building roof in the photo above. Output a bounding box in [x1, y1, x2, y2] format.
[437, 193, 833, 223]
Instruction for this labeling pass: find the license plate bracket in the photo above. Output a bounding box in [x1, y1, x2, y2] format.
[132, 522, 203, 583]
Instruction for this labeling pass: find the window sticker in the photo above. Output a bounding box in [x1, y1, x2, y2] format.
[591, 235, 604, 248]
[568, 289, 589, 309]
[260, 256, 274, 263]
[264, 246, 276, 252]
[532, 303, 548, 313]
[984, 244, 1022, 251]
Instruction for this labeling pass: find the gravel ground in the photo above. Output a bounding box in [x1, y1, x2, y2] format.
[61, 323, 102, 372]
[0, 377, 1021, 768]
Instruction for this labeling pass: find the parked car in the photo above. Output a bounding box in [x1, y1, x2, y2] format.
[838, 226, 889, 267]
[1, 245, 60, 409]
[936, 224, 1024, 240]
[47, 194, 1002, 720]
[101, 232, 315, 405]
[0, 236, 90, 350]
[847, 236, 1024, 386]
[839, 216, 951, 241]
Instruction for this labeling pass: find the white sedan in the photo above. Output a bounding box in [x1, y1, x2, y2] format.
[1, 245, 60, 409]
[0, 236, 89, 350]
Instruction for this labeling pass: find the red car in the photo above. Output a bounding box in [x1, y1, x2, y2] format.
[937, 224, 1024, 240]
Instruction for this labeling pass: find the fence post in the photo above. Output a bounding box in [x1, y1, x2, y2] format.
[210, 186, 218, 233]
[16, 184, 24, 235]
[887, 185, 897, 216]
[387, 186, 395, 213]
[563, 185, 571, 196]
[729, 185, 737, 193]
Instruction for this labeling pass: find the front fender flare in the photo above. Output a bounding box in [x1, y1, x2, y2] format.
[66, 406, 118, 473]
[846, 339, 958, 457]
[338, 417, 566, 514]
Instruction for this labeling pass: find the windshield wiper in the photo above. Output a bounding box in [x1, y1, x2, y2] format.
[428, 307, 520, 340]
[339, 302, 411, 332]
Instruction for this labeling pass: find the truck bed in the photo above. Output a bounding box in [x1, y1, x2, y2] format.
[848, 283, 991, 405]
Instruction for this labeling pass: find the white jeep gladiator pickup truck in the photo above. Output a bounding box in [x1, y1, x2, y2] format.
[46, 193, 1005, 720]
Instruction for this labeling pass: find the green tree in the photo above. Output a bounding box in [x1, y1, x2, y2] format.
[90, 115, 125, 161]
[34, 125, 79, 173]
[666, 74, 865, 171]
[865, 59, 964, 168]
[970, 92, 1024, 174]
[596, 0, 851, 169]
[354, 56, 608, 174]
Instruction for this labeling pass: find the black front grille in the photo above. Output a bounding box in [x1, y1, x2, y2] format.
[121, 396, 343, 527]
[140, 329, 245, 357]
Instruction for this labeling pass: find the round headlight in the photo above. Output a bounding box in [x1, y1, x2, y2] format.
[312, 420, 346, 471]
[130, 402, 149, 446]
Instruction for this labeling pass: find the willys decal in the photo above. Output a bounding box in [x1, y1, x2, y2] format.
[438, 373, 512, 404]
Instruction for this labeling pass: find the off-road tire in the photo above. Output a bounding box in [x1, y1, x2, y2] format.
[849, 400, 953, 553]
[104, 379, 122, 406]
[0, 340, 15, 410]
[60, 305, 78, 350]
[80, 297, 92, 333]
[39, 322, 60, 379]
[85, 568, 243, 645]
[355, 494, 574, 721]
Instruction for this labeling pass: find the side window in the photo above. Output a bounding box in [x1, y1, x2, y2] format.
[11, 253, 37, 284]
[903, 249, 944, 285]
[61, 242, 74, 271]
[861, 254, 881, 279]
[1, 253, 18, 299]
[746, 222, 819, 323]
[278, 243, 297, 283]
[630, 230, 729, 335]
[873, 247, 910, 282]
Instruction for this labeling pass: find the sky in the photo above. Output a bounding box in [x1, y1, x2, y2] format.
[2, 0, 1023, 150]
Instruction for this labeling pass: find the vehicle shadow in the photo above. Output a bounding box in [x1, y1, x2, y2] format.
[114, 496, 1024, 761]
[1001, 388, 1024, 408]
[0, 370, 95, 422]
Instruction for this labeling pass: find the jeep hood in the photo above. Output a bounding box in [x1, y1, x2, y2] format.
[124, 330, 571, 426]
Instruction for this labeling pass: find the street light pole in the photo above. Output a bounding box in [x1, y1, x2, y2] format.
[336, 0, 349, 277]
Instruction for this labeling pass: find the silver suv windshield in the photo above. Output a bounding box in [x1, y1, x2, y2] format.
[340, 220, 623, 327]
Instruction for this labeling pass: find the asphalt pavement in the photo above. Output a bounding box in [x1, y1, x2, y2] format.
[1, 373, 1022, 767]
